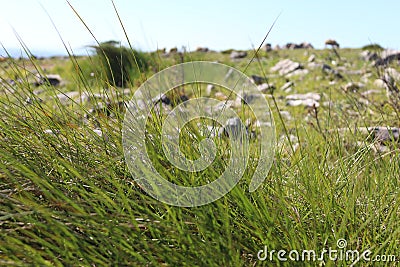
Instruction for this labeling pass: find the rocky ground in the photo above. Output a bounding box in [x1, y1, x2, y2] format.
[1, 44, 400, 154]
[1, 43, 400, 265]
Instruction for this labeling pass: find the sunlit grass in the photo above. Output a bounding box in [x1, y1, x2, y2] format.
[0, 3, 399, 266]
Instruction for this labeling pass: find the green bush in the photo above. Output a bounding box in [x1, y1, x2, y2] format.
[361, 43, 384, 51]
[92, 41, 150, 87]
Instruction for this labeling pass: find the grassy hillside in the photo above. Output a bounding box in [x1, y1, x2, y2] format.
[0, 44, 399, 266]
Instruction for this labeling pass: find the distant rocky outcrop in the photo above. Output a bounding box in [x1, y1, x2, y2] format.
[196, 47, 209, 52]
[374, 50, 400, 66]
[230, 51, 247, 59]
[263, 43, 272, 52]
[360, 50, 378, 62]
[284, 42, 314, 50]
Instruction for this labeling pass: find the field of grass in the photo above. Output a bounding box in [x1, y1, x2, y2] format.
[0, 36, 399, 266]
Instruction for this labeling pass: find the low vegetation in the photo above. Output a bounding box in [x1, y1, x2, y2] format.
[0, 36, 399, 266]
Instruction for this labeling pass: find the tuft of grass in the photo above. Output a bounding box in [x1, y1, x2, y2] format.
[91, 41, 151, 87]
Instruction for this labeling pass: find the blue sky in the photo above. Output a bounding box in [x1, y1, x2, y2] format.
[0, 0, 399, 57]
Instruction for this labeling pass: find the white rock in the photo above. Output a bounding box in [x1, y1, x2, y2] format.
[206, 84, 214, 96]
[286, 93, 321, 101]
[56, 91, 80, 104]
[286, 99, 320, 108]
[214, 92, 228, 100]
[279, 111, 292, 120]
[257, 83, 275, 93]
[280, 81, 294, 91]
[361, 90, 381, 96]
[286, 69, 309, 78]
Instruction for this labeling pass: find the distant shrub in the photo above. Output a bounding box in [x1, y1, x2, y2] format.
[92, 41, 150, 87]
[362, 44, 384, 51]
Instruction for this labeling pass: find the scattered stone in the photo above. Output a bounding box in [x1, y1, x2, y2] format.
[322, 64, 332, 72]
[250, 75, 267, 85]
[88, 101, 126, 117]
[150, 93, 188, 107]
[375, 50, 400, 66]
[344, 82, 365, 92]
[271, 59, 302, 76]
[205, 84, 214, 96]
[152, 93, 171, 105]
[358, 98, 370, 106]
[257, 83, 275, 93]
[370, 127, 400, 144]
[323, 101, 334, 108]
[92, 128, 109, 141]
[253, 120, 273, 128]
[235, 92, 260, 105]
[361, 73, 373, 83]
[286, 93, 320, 108]
[285, 42, 314, 50]
[286, 99, 320, 108]
[43, 129, 58, 136]
[361, 89, 381, 97]
[25, 96, 43, 104]
[279, 110, 292, 120]
[286, 69, 309, 78]
[214, 92, 228, 101]
[302, 42, 314, 49]
[307, 62, 323, 70]
[360, 50, 378, 61]
[122, 88, 133, 96]
[286, 92, 321, 101]
[35, 74, 62, 87]
[384, 67, 400, 81]
[321, 63, 343, 79]
[79, 92, 105, 104]
[152, 102, 171, 115]
[225, 69, 234, 80]
[230, 51, 247, 59]
[92, 128, 103, 136]
[371, 143, 391, 153]
[338, 68, 363, 75]
[374, 79, 387, 89]
[219, 117, 246, 139]
[263, 43, 272, 52]
[207, 100, 235, 113]
[308, 54, 316, 62]
[280, 81, 294, 92]
[33, 89, 44, 95]
[196, 47, 209, 52]
[56, 91, 80, 104]
[375, 69, 400, 98]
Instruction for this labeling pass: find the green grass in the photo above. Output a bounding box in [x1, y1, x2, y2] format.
[1, 8, 400, 266]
